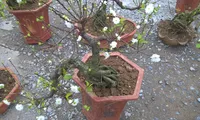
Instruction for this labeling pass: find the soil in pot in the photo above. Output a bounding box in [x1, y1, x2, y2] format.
[158, 20, 196, 46]
[0, 70, 15, 101]
[79, 56, 139, 97]
[7, 0, 48, 10]
[85, 16, 135, 37]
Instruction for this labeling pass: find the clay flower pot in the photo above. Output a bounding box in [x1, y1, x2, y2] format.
[176, 0, 200, 13]
[158, 20, 196, 46]
[72, 52, 144, 120]
[9, 0, 52, 44]
[0, 68, 21, 114]
[75, 17, 137, 49]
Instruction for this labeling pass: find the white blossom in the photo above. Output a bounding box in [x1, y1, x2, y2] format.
[47, 60, 52, 65]
[145, 4, 154, 14]
[110, 41, 117, 50]
[131, 38, 138, 44]
[70, 85, 80, 93]
[104, 52, 110, 59]
[109, 8, 116, 16]
[113, 17, 120, 24]
[55, 98, 62, 105]
[3, 99, 10, 105]
[15, 104, 24, 111]
[71, 98, 79, 106]
[101, 0, 107, 5]
[68, 99, 73, 104]
[117, 36, 121, 41]
[36, 115, 45, 120]
[136, 25, 140, 29]
[20, 91, 25, 95]
[150, 54, 161, 62]
[103, 27, 108, 32]
[17, 0, 22, 3]
[65, 21, 73, 28]
[0, 84, 4, 89]
[115, 33, 119, 37]
[77, 36, 82, 42]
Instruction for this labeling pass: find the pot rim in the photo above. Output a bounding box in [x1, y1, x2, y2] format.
[75, 16, 137, 39]
[9, 0, 52, 13]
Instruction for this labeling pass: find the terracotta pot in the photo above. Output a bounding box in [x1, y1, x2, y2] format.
[0, 68, 21, 114]
[9, 0, 52, 44]
[75, 17, 137, 49]
[158, 20, 195, 46]
[72, 52, 144, 120]
[176, 0, 200, 13]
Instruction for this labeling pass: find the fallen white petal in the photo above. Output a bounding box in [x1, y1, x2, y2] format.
[15, 104, 24, 111]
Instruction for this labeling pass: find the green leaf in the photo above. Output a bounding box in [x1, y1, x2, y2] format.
[139, 38, 148, 44]
[86, 86, 93, 92]
[65, 92, 72, 100]
[141, 3, 145, 9]
[38, 42, 43, 45]
[58, 43, 62, 47]
[85, 81, 90, 87]
[39, 16, 44, 20]
[64, 74, 72, 80]
[83, 105, 90, 111]
[196, 43, 200, 49]
[137, 34, 142, 40]
[27, 33, 31, 37]
[62, 68, 67, 75]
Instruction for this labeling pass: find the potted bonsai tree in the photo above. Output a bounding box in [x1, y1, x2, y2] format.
[71, 0, 147, 48]
[0, 0, 52, 44]
[2, 0, 158, 119]
[0, 67, 21, 114]
[158, 5, 200, 46]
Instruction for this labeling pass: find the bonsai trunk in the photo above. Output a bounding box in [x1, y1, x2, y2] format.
[69, 32, 118, 87]
[92, 1, 107, 30]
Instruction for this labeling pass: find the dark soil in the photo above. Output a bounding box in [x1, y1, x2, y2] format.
[79, 56, 139, 97]
[158, 20, 196, 45]
[0, 70, 15, 101]
[85, 16, 135, 37]
[8, 0, 48, 10]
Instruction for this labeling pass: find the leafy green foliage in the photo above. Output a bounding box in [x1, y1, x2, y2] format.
[62, 68, 72, 80]
[137, 34, 148, 44]
[196, 43, 200, 49]
[64, 74, 72, 80]
[83, 105, 90, 111]
[85, 81, 93, 92]
[65, 92, 72, 100]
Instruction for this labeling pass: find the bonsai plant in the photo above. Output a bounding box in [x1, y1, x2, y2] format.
[0, 0, 52, 44]
[72, 0, 147, 48]
[158, 5, 200, 46]
[1, 0, 160, 119]
[0, 67, 21, 114]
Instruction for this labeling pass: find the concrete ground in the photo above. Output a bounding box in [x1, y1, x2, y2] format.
[0, 0, 200, 120]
